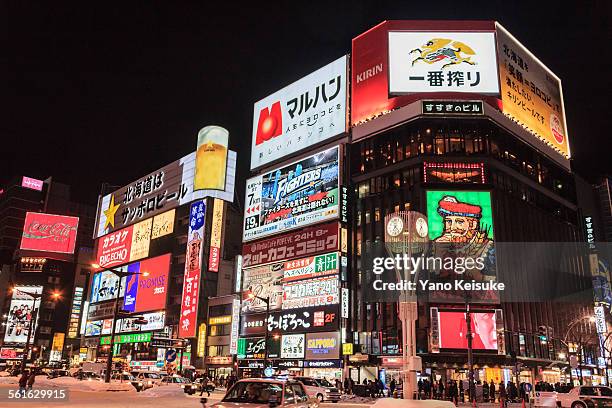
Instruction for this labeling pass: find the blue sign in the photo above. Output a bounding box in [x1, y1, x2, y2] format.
[165, 349, 177, 363]
[122, 262, 140, 312]
[190, 200, 206, 231]
[264, 367, 274, 378]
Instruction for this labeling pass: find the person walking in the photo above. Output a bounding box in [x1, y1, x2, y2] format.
[418, 379, 423, 399]
[344, 377, 350, 395]
[499, 381, 507, 406]
[438, 379, 445, 400]
[489, 380, 496, 402]
[449, 380, 459, 406]
[483, 380, 490, 403]
[27, 370, 36, 391]
[390, 378, 397, 397]
[18, 370, 28, 396]
[199, 376, 210, 397]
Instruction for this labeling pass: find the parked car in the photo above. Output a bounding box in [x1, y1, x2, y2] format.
[184, 377, 215, 395]
[211, 378, 317, 408]
[294, 377, 341, 402]
[557, 385, 612, 408]
[47, 369, 71, 379]
[159, 374, 192, 390]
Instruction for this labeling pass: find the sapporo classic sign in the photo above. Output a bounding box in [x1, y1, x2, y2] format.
[95, 150, 236, 239]
[251, 55, 347, 170]
[243, 147, 340, 242]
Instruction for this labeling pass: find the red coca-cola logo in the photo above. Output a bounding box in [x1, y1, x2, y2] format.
[25, 221, 76, 241]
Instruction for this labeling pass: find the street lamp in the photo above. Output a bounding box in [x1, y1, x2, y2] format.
[10, 287, 60, 374]
[91, 263, 149, 383]
[247, 292, 270, 373]
[562, 314, 596, 385]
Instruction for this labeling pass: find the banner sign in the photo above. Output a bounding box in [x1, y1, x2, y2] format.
[3, 286, 43, 344]
[268, 305, 339, 334]
[179, 200, 206, 338]
[100, 332, 152, 345]
[122, 253, 170, 313]
[243, 146, 340, 242]
[95, 150, 236, 238]
[283, 252, 339, 282]
[237, 337, 266, 359]
[251, 56, 347, 170]
[116, 311, 166, 333]
[229, 298, 241, 355]
[209, 198, 224, 272]
[67, 286, 84, 338]
[305, 331, 340, 360]
[282, 275, 340, 310]
[422, 100, 484, 115]
[242, 222, 339, 268]
[151, 209, 175, 239]
[21, 176, 44, 191]
[303, 359, 342, 368]
[20, 213, 79, 254]
[281, 334, 305, 359]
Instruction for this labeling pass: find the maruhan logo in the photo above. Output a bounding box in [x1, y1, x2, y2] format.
[255, 101, 283, 146]
[356, 63, 383, 84]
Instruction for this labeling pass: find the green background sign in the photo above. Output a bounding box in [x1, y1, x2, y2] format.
[100, 332, 152, 345]
[426, 190, 494, 241]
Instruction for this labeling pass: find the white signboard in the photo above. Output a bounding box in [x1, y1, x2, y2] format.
[251, 56, 347, 170]
[341, 288, 349, 319]
[116, 311, 166, 333]
[229, 298, 241, 355]
[388, 31, 499, 95]
[282, 275, 340, 310]
[595, 305, 607, 334]
[243, 147, 339, 242]
[281, 334, 305, 359]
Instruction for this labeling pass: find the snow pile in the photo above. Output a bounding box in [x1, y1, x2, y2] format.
[138, 385, 188, 398]
[341, 394, 376, 403]
[372, 398, 456, 408]
[43, 376, 135, 392]
[0, 371, 11, 377]
[0, 376, 18, 384]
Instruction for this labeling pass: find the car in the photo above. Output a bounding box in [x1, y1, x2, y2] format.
[294, 377, 341, 402]
[159, 374, 192, 390]
[110, 372, 147, 392]
[132, 371, 162, 389]
[47, 369, 71, 379]
[184, 377, 215, 395]
[211, 378, 318, 408]
[556, 385, 612, 408]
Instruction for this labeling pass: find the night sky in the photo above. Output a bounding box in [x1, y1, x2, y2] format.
[1, 2, 610, 205]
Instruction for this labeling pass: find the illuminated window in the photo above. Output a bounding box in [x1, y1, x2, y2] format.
[375, 208, 381, 222]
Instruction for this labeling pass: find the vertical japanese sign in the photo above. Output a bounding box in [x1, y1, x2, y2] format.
[496, 23, 569, 158]
[179, 200, 206, 338]
[209, 198, 224, 272]
[229, 298, 241, 355]
[67, 286, 84, 338]
[50, 332, 65, 362]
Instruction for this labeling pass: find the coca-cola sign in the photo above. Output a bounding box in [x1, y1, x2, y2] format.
[20, 212, 79, 254]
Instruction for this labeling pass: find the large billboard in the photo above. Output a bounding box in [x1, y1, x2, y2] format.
[179, 200, 206, 338]
[241, 264, 284, 313]
[496, 23, 569, 158]
[20, 213, 79, 254]
[194, 126, 229, 191]
[4, 286, 43, 344]
[122, 253, 171, 313]
[282, 275, 340, 310]
[95, 150, 236, 238]
[90, 270, 124, 304]
[251, 56, 348, 170]
[242, 222, 339, 268]
[243, 147, 340, 242]
[85, 311, 165, 336]
[388, 31, 499, 95]
[305, 331, 340, 360]
[241, 305, 339, 336]
[437, 311, 497, 350]
[209, 198, 224, 272]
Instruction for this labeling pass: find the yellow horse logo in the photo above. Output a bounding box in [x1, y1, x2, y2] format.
[410, 38, 476, 69]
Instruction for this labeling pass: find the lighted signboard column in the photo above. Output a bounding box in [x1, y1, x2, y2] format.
[179, 200, 206, 338]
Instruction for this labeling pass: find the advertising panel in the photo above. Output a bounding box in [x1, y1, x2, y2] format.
[241, 263, 284, 313]
[67, 286, 84, 338]
[438, 311, 497, 350]
[95, 150, 236, 238]
[90, 270, 125, 304]
[243, 147, 339, 242]
[282, 275, 340, 310]
[268, 305, 339, 334]
[283, 252, 338, 282]
[86, 302, 115, 320]
[20, 213, 79, 254]
[305, 331, 340, 360]
[229, 298, 241, 355]
[178, 200, 206, 338]
[496, 23, 569, 158]
[151, 209, 175, 239]
[209, 198, 224, 272]
[194, 126, 229, 191]
[242, 222, 339, 268]
[351, 20, 496, 127]
[281, 334, 305, 359]
[129, 218, 152, 262]
[116, 311, 166, 333]
[95, 226, 134, 270]
[251, 56, 347, 170]
[237, 337, 266, 359]
[388, 31, 499, 95]
[21, 176, 44, 191]
[123, 253, 171, 313]
[240, 313, 267, 336]
[4, 286, 43, 344]
[50, 332, 65, 361]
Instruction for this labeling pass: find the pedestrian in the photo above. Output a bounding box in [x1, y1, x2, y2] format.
[200, 376, 210, 397]
[438, 379, 445, 400]
[424, 379, 431, 399]
[390, 378, 397, 397]
[377, 378, 384, 397]
[27, 370, 36, 390]
[344, 377, 350, 394]
[432, 381, 438, 399]
[499, 381, 507, 405]
[483, 380, 490, 403]
[489, 380, 496, 402]
[18, 370, 28, 396]
[459, 379, 464, 403]
[335, 378, 342, 393]
[349, 378, 355, 395]
[363, 377, 368, 386]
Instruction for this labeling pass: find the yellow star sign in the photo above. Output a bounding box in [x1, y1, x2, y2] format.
[103, 195, 120, 230]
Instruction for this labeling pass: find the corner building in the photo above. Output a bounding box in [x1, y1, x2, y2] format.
[241, 20, 602, 387]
